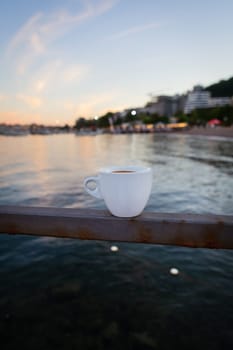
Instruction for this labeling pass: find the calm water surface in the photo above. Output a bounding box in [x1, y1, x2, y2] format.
[0, 133, 233, 349]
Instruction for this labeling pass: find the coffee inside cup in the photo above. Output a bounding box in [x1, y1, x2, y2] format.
[111, 170, 135, 174]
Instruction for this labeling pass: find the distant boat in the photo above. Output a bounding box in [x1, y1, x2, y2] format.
[75, 129, 104, 136]
[0, 128, 29, 136]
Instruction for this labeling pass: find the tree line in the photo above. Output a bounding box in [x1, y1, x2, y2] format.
[176, 105, 233, 126]
[75, 105, 233, 130]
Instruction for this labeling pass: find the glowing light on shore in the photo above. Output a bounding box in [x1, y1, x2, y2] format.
[169, 267, 179, 275]
[131, 110, 136, 116]
[110, 245, 119, 252]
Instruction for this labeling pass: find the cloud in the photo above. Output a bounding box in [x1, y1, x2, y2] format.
[62, 64, 90, 83]
[66, 91, 119, 118]
[107, 22, 162, 40]
[0, 94, 8, 102]
[6, 0, 118, 74]
[0, 110, 42, 124]
[32, 59, 62, 92]
[32, 60, 90, 92]
[64, 91, 126, 118]
[35, 80, 46, 93]
[16, 94, 43, 108]
[7, 13, 43, 54]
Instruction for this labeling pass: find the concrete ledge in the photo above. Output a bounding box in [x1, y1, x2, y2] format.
[0, 206, 233, 249]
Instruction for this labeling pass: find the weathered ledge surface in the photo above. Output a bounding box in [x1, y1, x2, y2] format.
[0, 206, 232, 249]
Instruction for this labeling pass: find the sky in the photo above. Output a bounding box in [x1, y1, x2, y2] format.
[0, 0, 233, 125]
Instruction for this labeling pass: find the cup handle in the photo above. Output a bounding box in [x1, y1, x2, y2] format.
[83, 176, 102, 199]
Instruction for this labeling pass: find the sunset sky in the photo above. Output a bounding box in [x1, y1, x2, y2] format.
[0, 0, 233, 125]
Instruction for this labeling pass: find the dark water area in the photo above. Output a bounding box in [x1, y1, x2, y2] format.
[0, 133, 233, 349]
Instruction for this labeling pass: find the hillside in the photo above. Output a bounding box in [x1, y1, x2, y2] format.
[205, 76, 233, 97]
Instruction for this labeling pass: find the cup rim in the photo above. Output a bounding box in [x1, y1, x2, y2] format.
[99, 166, 151, 175]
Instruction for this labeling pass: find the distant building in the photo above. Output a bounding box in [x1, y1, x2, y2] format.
[184, 85, 210, 114]
[155, 96, 173, 117]
[144, 94, 187, 117]
[184, 85, 232, 114]
[0, 123, 29, 136]
[209, 97, 232, 108]
[116, 85, 232, 122]
[174, 94, 187, 114]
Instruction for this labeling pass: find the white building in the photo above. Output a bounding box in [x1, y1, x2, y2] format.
[209, 97, 232, 107]
[184, 85, 210, 114]
[184, 85, 232, 114]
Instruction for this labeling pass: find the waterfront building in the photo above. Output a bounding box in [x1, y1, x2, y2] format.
[184, 85, 232, 113]
[209, 97, 232, 107]
[143, 95, 187, 117]
[145, 94, 187, 117]
[184, 85, 210, 114]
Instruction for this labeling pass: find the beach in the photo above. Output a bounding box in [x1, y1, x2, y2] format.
[175, 126, 233, 138]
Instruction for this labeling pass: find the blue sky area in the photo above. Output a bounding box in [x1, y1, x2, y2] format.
[0, 0, 232, 125]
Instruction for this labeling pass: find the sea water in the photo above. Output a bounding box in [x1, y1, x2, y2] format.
[0, 133, 233, 349]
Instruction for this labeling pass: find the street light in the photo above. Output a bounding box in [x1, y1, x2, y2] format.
[131, 110, 137, 116]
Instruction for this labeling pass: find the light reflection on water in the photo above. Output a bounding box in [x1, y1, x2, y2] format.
[1, 133, 233, 213]
[0, 133, 233, 349]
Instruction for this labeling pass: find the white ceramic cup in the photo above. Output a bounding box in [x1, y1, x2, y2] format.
[84, 166, 152, 217]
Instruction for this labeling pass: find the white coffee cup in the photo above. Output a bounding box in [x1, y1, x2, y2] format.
[84, 166, 152, 217]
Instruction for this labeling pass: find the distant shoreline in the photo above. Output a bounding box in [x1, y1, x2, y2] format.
[1, 126, 233, 138]
[172, 126, 233, 138]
